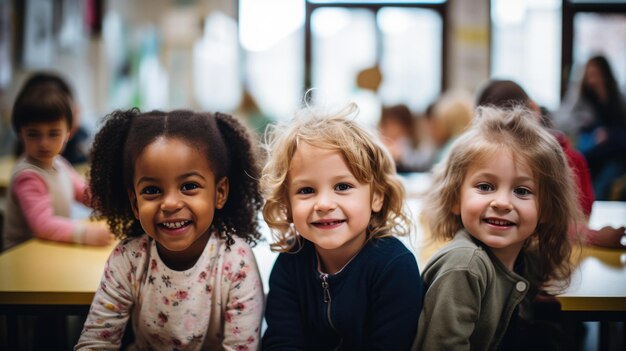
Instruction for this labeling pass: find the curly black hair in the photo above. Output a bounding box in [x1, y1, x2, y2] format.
[88, 108, 263, 248]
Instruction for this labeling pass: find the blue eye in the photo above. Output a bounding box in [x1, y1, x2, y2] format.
[335, 183, 352, 191]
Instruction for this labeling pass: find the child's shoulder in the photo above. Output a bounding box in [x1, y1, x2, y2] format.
[425, 231, 493, 277]
[213, 234, 256, 258]
[366, 236, 412, 258]
[110, 235, 152, 259]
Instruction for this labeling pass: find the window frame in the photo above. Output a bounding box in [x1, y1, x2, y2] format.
[561, 1, 626, 98]
[303, 1, 448, 92]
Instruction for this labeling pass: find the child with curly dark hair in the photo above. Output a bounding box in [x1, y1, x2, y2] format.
[75, 109, 265, 350]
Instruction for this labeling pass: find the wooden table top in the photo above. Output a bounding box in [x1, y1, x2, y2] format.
[0, 239, 116, 305]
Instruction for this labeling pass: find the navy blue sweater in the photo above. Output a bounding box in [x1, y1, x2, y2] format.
[262, 236, 423, 351]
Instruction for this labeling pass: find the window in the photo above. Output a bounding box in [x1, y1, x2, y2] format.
[307, 1, 445, 127]
[491, 0, 562, 110]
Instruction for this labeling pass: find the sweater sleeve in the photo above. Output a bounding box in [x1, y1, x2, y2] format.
[367, 252, 423, 351]
[262, 254, 307, 350]
[75, 242, 135, 350]
[413, 268, 484, 351]
[222, 242, 265, 351]
[13, 171, 86, 243]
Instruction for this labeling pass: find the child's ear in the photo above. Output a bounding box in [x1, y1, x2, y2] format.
[371, 190, 384, 213]
[215, 177, 229, 209]
[128, 190, 139, 219]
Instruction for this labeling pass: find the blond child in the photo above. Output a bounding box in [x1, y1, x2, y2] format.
[261, 103, 423, 350]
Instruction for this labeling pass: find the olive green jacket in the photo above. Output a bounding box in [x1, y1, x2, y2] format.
[413, 230, 531, 351]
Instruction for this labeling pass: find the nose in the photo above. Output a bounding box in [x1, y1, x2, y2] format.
[314, 191, 337, 212]
[490, 191, 513, 211]
[161, 192, 183, 212]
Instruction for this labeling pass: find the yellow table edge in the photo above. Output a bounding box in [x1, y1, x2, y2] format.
[557, 296, 626, 312]
[0, 292, 95, 306]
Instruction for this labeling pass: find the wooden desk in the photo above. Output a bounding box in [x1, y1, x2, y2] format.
[0, 239, 115, 306]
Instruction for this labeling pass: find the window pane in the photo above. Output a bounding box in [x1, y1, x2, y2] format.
[378, 7, 442, 112]
[311, 8, 379, 126]
[309, 0, 446, 4]
[491, 0, 561, 110]
[240, 0, 305, 121]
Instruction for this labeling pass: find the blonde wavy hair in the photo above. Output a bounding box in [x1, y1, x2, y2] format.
[424, 105, 583, 289]
[261, 102, 412, 252]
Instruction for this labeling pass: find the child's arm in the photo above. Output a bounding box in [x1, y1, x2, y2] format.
[262, 254, 307, 350]
[414, 269, 482, 350]
[222, 242, 265, 351]
[367, 252, 423, 350]
[14, 171, 113, 246]
[75, 242, 134, 350]
[14, 171, 85, 243]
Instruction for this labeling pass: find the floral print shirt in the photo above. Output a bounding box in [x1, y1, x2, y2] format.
[75, 233, 264, 351]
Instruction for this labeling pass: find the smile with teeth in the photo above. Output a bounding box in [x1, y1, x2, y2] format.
[160, 220, 191, 229]
[483, 218, 514, 226]
[312, 219, 346, 227]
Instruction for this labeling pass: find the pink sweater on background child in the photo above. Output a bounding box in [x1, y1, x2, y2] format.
[2, 156, 91, 250]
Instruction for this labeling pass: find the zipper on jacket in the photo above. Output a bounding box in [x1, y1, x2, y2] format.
[320, 273, 343, 350]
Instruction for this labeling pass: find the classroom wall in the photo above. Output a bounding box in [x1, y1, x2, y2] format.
[0, 0, 491, 154]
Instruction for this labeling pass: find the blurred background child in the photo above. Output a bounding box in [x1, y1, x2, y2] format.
[12, 72, 91, 165]
[429, 90, 474, 164]
[2, 78, 113, 251]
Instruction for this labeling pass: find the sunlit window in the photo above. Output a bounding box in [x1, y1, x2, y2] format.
[311, 6, 442, 127]
[312, 8, 378, 126]
[239, 0, 305, 121]
[491, 0, 561, 110]
[194, 12, 241, 112]
[378, 7, 442, 112]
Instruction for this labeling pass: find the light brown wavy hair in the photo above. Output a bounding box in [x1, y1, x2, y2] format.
[423, 105, 583, 290]
[261, 102, 412, 252]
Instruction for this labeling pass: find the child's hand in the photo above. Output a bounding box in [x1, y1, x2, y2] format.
[586, 226, 626, 248]
[84, 222, 116, 246]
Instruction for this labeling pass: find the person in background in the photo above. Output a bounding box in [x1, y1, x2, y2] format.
[12, 72, 91, 165]
[554, 55, 626, 200]
[261, 102, 423, 350]
[476, 79, 625, 248]
[429, 90, 474, 164]
[413, 106, 583, 350]
[378, 104, 420, 173]
[75, 109, 265, 350]
[2, 81, 113, 251]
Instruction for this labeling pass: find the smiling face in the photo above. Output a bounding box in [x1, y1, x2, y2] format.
[19, 119, 70, 168]
[288, 143, 383, 271]
[130, 137, 228, 268]
[454, 149, 539, 268]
